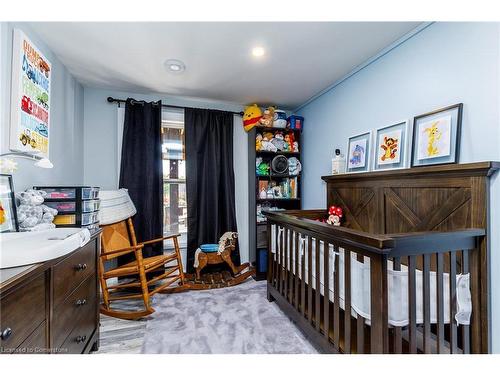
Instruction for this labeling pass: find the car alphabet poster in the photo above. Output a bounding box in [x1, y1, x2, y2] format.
[10, 29, 51, 157]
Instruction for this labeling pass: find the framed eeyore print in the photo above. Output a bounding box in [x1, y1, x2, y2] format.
[346, 131, 371, 173]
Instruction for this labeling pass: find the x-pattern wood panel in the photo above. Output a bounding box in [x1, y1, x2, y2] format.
[384, 187, 471, 232]
[332, 188, 375, 232]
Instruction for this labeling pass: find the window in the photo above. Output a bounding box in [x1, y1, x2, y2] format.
[162, 110, 187, 248]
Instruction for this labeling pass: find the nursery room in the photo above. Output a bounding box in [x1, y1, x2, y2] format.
[2, 1, 500, 369]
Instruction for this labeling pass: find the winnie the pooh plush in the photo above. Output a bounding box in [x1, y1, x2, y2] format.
[16, 189, 58, 231]
[243, 104, 262, 132]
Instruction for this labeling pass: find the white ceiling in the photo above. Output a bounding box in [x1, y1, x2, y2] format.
[28, 22, 421, 108]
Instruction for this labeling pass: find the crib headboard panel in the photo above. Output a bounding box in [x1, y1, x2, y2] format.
[322, 161, 499, 352]
[322, 162, 498, 235]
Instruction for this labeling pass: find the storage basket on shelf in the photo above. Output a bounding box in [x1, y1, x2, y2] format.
[33, 186, 100, 231]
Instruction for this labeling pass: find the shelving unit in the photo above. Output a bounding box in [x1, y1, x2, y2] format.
[248, 125, 302, 280]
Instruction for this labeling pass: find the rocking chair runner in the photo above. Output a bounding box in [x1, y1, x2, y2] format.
[98, 217, 185, 319]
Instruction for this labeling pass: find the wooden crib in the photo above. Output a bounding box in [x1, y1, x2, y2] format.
[263, 162, 498, 354]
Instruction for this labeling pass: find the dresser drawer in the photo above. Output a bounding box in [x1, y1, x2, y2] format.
[52, 275, 97, 348]
[0, 273, 46, 352]
[58, 305, 96, 354]
[13, 321, 47, 354]
[52, 239, 96, 306]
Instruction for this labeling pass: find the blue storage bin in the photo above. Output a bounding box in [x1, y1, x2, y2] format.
[287, 115, 304, 131]
[200, 244, 219, 253]
[258, 248, 267, 273]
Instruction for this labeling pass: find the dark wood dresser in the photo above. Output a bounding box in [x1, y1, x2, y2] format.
[0, 230, 101, 354]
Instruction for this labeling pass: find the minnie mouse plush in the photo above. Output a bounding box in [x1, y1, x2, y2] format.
[327, 205, 343, 226]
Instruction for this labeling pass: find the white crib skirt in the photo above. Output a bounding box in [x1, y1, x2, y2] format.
[270, 226, 472, 327]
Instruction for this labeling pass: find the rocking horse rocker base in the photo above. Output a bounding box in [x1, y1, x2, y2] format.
[190, 232, 255, 290]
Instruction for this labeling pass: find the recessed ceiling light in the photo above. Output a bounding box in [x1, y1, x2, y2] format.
[252, 46, 265, 57]
[164, 59, 186, 73]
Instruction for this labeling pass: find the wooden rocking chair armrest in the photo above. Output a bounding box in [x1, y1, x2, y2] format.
[140, 234, 181, 246]
[100, 244, 144, 257]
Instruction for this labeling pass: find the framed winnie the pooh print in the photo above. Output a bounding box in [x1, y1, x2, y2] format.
[373, 120, 409, 171]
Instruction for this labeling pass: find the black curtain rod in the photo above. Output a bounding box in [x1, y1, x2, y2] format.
[106, 96, 243, 116]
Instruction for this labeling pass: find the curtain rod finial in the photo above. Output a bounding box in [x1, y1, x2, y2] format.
[107, 97, 115, 103]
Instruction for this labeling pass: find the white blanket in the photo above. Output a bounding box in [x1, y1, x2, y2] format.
[270, 225, 471, 327]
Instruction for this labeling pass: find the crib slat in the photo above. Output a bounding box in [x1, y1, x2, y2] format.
[301, 236, 306, 317]
[308, 236, 313, 324]
[461, 250, 470, 354]
[267, 222, 273, 286]
[449, 251, 458, 354]
[436, 253, 445, 353]
[315, 238, 321, 332]
[276, 227, 285, 294]
[273, 225, 278, 289]
[333, 245, 340, 350]
[422, 254, 431, 353]
[288, 230, 293, 303]
[393, 257, 402, 354]
[283, 228, 288, 298]
[356, 254, 365, 354]
[408, 255, 417, 353]
[323, 243, 330, 340]
[294, 232, 300, 310]
[344, 248, 351, 353]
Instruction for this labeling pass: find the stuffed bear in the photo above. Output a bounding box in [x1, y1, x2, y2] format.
[258, 106, 275, 127]
[261, 131, 277, 152]
[16, 189, 58, 231]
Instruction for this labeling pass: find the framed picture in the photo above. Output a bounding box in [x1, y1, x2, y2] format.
[0, 174, 19, 233]
[373, 120, 409, 171]
[411, 103, 463, 167]
[10, 29, 52, 158]
[346, 131, 371, 173]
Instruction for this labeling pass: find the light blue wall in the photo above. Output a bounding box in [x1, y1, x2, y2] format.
[0, 22, 84, 191]
[297, 22, 500, 352]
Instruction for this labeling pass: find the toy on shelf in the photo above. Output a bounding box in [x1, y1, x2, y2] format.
[259, 106, 275, 127]
[256, 157, 270, 176]
[273, 109, 287, 128]
[271, 131, 286, 151]
[288, 157, 302, 176]
[287, 115, 304, 131]
[256, 133, 263, 151]
[260, 131, 277, 152]
[243, 104, 262, 132]
[326, 205, 343, 226]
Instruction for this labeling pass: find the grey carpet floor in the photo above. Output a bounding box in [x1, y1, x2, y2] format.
[141, 280, 318, 354]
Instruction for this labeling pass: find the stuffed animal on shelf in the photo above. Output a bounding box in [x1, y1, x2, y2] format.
[292, 141, 299, 153]
[243, 104, 262, 132]
[259, 106, 275, 127]
[261, 131, 277, 152]
[256, 133, 263, 151]
[256, 157, 270, 176]
[16, 189, 58, 231]
[288, 157, 302, 175]
[326, 205, 343, 226]
[271, 131, 286, 151]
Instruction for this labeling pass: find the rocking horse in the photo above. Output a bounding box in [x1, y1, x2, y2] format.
[191, 232, 254, 288]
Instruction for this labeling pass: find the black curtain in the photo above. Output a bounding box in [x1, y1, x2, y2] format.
[185, 108, 239, 273]
[119, 99, 163, 262]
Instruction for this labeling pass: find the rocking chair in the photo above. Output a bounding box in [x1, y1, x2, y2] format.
[98, 217, 185, 319]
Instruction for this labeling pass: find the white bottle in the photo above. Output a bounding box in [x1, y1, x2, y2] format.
[331, 149, 346, 174]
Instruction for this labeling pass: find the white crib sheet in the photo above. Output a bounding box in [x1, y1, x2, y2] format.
[270, 226, 472, 327]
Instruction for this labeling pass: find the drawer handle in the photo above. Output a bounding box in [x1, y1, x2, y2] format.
[76, 299, 87, 306]
[75, 335, 87, 344]
[1, 327, 13, 341]
[75, 263, 88, 271]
